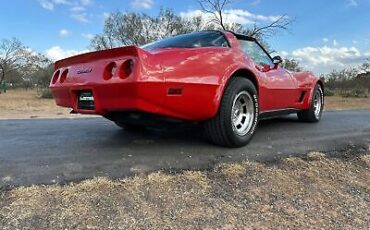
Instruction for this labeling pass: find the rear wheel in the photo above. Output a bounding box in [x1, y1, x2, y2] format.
[297, 84, 324, 122]
[204, 77, 259, 147]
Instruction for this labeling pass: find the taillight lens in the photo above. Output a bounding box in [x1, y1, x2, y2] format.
[60, 69, 68, 83]
[119, 59, 134, 79]
[104, 62, 117, 80]
[51, 70, 60, 84]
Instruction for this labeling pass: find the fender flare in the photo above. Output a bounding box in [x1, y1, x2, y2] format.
[306, 79, 324, 109]
[212, 63, 260, 116]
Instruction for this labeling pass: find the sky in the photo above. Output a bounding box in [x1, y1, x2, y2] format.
[0, 0, 369, 74]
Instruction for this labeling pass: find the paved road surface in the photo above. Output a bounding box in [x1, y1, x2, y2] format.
[1, 110, 369, 187]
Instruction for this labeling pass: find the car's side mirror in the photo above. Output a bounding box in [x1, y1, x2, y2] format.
[272, 56, 283, 66]
[256, 63, 272, 72]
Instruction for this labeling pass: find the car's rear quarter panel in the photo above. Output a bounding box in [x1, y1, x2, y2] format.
[152, 47, 241, 120]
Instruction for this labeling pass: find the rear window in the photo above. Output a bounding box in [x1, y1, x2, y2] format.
[142, 31, 229, 50]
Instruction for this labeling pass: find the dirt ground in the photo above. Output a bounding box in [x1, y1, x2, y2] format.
[325, 96, 370, 111]
[0, 89, 370, 119]
[0, 150, 369, 229]
[0, 89, 95, 119]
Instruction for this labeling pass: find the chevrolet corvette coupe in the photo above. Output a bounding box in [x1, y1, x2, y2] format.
[50, 30, 324, 147]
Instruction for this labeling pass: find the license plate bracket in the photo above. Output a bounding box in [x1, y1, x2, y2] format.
[77, 91, 95, 110]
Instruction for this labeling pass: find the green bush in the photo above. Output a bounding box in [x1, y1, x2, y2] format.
[324, 88, 335, 96]
[340, 89, 368, 98]
[37, 87, 53, 99]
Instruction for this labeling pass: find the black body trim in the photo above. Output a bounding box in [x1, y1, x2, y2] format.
[104, 111, 193, 126]
[259, 108, 301, 120]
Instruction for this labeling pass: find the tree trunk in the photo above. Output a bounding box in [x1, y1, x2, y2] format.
[0, 69, 5, 85]
[218, 10, 226, 30]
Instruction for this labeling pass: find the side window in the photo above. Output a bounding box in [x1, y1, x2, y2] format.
[238, 40, 273, 66]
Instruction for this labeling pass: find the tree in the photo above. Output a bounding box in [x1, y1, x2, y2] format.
[90, 8, 210, 50]
[197, 0, 293, 43]
[31, 63, 54, 88]
[0, 38, 25, 85]
[0, 38, 50, 88]
[324, 68, 362, 94]
[360, 57, 370, 74]
[197, 0, 231, 30]
[243, 15, 292, 39]
[31, 63, 55, 98]
[90, 3, 293, 52]
[196, 0, 293, 52]
[320, 58, 370, 97]
[284, 58, 303, 72]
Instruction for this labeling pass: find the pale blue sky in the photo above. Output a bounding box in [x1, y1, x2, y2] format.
[1, 0, 369, 73]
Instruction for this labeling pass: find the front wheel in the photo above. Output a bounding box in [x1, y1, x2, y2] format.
[204, 77, 259, 147]
[297, 84, 324, 122]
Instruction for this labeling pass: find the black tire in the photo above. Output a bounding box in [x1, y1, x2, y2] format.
[297, 84, 324, 122]
[204, 77, 259, 147]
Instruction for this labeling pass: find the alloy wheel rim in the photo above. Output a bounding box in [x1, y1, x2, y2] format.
[313, 87, 322, 119]
[231, 91, 255, 136]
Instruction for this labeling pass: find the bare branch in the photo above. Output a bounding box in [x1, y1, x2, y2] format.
[89, 9, 211, 50]
[247, 15, 294, 38]
[198, 0, 233, 30]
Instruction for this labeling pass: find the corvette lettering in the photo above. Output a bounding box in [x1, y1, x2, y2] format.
[76, 68, 92, 74]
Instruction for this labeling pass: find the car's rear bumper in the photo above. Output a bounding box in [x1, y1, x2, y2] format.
[50, 81, 165, 116]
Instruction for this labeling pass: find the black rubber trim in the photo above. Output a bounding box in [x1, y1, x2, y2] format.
[259, 108, 301, 120]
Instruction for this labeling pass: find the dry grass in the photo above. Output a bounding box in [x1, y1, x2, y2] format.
[325, 96, 370, 111]
[1, 152, 369, 229]
[0, 89, 93, 119]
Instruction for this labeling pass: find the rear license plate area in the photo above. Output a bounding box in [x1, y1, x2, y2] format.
[77, 91, 95, 110]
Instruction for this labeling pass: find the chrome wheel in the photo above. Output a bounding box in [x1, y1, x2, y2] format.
[313, 87, 323, 119]
[231, 91, 255, 136]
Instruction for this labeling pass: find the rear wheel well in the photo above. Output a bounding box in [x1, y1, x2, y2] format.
[228, 69, 259, 94]
[214, 68, 259, 118]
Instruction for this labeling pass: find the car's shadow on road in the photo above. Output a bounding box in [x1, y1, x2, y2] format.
[103, 115, 302, 149]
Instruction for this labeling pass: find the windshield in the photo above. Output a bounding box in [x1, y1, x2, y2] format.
[142, 31, 229, 50]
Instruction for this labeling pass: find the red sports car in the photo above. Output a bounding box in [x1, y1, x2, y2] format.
[50, 30, 324, 147]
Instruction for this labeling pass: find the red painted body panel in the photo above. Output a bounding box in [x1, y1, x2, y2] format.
[50, 31, 321, 121]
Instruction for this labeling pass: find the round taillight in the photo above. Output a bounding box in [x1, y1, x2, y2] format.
[119, 59, 134, 79]
[60, 69, 68, 83]
[104, 62, 117, 80]
[51, 70, 60, 84]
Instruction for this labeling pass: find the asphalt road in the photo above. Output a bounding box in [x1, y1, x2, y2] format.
[1, 110, 370, 187]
